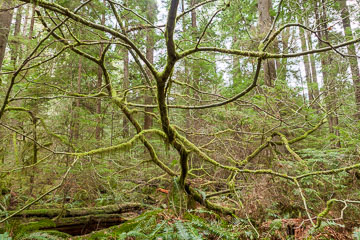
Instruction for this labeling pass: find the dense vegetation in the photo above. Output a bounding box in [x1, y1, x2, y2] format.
[0, 0, 360, 239]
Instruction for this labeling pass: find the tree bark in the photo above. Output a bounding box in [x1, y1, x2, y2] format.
[123, 49, 130, 137]
[191, 0, 200, 99]
[95, 0, 106, 140]
[29, 115, 37, 194]
[338, 0, 360, 119]
[20, 4, 30, 60]
[22, 4, 29, 35]
[299, 27, 314, 102]
[305, 23, 320, 105]
[28, 4, 35, 39]
[0, 0, 14, 71]
[143, 0, 156, 130]
[315, 0, 340, 147]
[73, 56, 82, 140]
[11, 5, 22, 67]
[258, 0, 276, 87]
[278, 28, 289, 83]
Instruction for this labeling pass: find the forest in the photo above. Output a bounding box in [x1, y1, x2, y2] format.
[0, 0, 359, 239]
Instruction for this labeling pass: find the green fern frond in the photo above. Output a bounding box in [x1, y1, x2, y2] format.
[183, 221, 203, 240]
[148, 220, 167, 239]
[112, 209, 163, 235]
[174, 220, 191, 240]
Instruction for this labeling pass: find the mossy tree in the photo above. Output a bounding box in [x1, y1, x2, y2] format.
[0, 0, 360, 237]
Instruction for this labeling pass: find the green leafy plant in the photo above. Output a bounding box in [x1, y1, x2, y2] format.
[353, 227, 360, 240]
[0, 232, 12, 240]
[85, 209, 245, 240]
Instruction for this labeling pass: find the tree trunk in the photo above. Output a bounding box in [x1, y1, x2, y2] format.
[143, 0, 156, 130]
[20, 4, 30, 60]
[232, 35, 239, 86]
[278, 28, 289, 83]
[11, 5, 22, 68]
[315, 0, 340, 147]
[191, 0, 200, 99]
[123, 49, 130, 137]
[95, 0, 106, 140]
[305, 22, 320, 105]
[338, 0, 360, 119]
[28, 4, 35, 39]
[22, 4, 29, 35]
[299, 27, 314, 102]
[181, 0, 191, 138]
[258, 0, 276, 87]
[73, 56, 82, 140]
[0, 0, 14, 71]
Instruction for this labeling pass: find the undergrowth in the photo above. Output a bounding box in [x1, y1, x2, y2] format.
[80, 209, 249, 240]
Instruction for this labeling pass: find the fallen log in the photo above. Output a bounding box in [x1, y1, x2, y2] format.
[0, 203, 143, 219]
[15, 214, 133, 237]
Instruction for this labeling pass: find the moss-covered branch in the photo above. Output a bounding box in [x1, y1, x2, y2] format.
[185, 185, 235, 216]
[315, 199, 335, 228]
[238, 136, 272, 166]
[275, 132, 303, 161]
[72, 129, 166, 157]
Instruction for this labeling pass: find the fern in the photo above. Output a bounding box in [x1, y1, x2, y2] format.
[85, 209, 243, 240]
[125, 230, 148, 238]
[183, 222, 202, 240]
[189, 215, 239, 239]
[148, 221, 167, 239]
[113, 209, 162, 235]
[0, 232, 12, 240]
[174, 220, 191, 240]
[353, 228, 360, 240]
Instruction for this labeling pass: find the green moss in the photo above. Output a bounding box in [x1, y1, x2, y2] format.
[42, 230, 71, 238]
[315, 199, 335, 229]
[14, 219, 56, 239]
[20, 230, 71, 239]
[88, 231, 110, 240]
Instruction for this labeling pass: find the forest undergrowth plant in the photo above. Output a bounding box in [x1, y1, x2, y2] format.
[72, 209, 250, 240]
